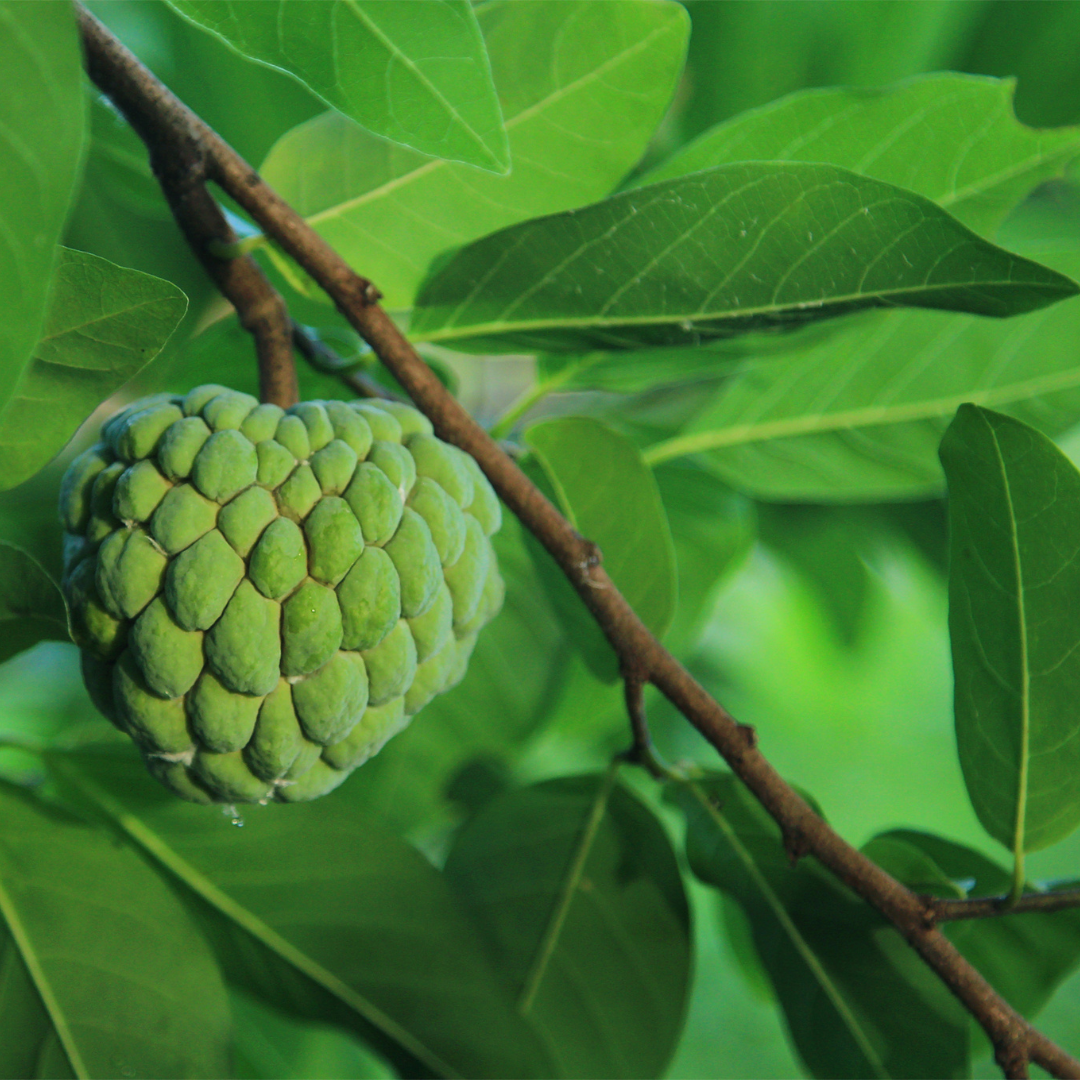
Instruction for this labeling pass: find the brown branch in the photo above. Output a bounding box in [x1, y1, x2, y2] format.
[619, 670, 667, 780]
[74, 8, 1080, 1078]
[290, 322, 401, 401]
[927, 888, 1080, 922]
[80, 17, 298, 408]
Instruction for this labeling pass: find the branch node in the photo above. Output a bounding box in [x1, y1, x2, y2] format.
[996, 1040, 1032, 1080]
[916, 896, 940, 930]
[737, 722, 758, 750]
[783, 828, 811, 867]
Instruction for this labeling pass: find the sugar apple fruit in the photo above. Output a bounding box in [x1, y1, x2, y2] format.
[59, 385, 503, 804]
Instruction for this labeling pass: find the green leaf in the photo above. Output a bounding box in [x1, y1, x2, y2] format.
[0, 542, 68, 665]
[444, 773, 692, 1079]
[870, 830, 1080, 1018]
[410, 164, 1079, 352]
[0, 781, 230, 1078]
[654, 462, 754, 652]
[51, 749, 553, 1080]
[336, 515, 573, 833]
[643, 246, 1080, 502]
[0, 1, 86, 417]
[535, 345, 746, 397]
[260, 0, 689, 310]
[940, 405, 1080, 869]
[165, 0, 509, 173]
[0, 249, 187, 492]
[229, 988, 391, 1080]
[671, 774, 971, 1080]
[637, 74, 1080, 236]
[525, 417, 677, 681]
[84, 97, 170, 221]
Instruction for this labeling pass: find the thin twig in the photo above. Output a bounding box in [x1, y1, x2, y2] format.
[927, 889, 1080, 922]
[290, 322, 401, 401]
[74, 9, 1080, 1077]
[619, 671, 669, 780]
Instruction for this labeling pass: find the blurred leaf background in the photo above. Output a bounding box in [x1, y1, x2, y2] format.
[6, 1, 1080, 1076]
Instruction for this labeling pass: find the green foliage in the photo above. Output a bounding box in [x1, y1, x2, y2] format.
[5, 3, 1080, 1077]
[940, 406, 1080, 865]
[444, 773, 692, 1078]
[869, 831, 1080, 1016]
[52, 749, 551, 1078]
[0, 1, 86, 419]
[644, 246, 1080, 500]
[0, 249, 187, 492]
[0, 780, 231, 1078]
[0, 543, 68, 666]
[637, 74, 1080, 236]
[411, 163, 1077, 352]
[166, 0, 509, 173]
[525, 417, 676, 681]
[673, 774, 971, 1079]
[260, 0, 688, 311]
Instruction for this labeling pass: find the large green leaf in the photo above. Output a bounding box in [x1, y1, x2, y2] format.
[525, 416, 677, 681]
[335, 514, 573, 833]
[0, 542, 68, 666]
[637, 74, 1080, 236]
[0, 2, 85, 416]
[444, 773, 691, 1079]
[867, 830, 1080, 1018]
[0, 782, 230, 1078]
[642, 246, 1080, 502]
[165, 0, 508, 173]
[52, 749, 553, 1079]
[259, 0, 689, 310]
[672, 774, 970, 1080]
[410, 164, 1078, 352]
[0, 249, 187, 492]
[940, 405, 1080, 867]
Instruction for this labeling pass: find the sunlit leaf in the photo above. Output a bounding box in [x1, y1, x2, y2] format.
[0, 781, 230, 1078]
[260, 0, 688, 310]
[643, 245, 1080, 501]
[0, 249, 187, 491]
[638, 74, 1080, 235]
[411, 164, 1078, 352]
[940, 405, 1080, 861]
[165, 0, 509, 173]
[445, 773, 692, 1079]
[0, 1, 86, 417]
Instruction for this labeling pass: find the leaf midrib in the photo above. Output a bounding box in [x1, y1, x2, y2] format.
[688, 783, 890, 1079]
[986, 422, 1031, 890]
[412, 275, 1068, 344]
[0, 862, 85, 1078]
[52, 760, 458, 1080]
[643, 362, 1080, 466]
[517, 766, 617, 1014]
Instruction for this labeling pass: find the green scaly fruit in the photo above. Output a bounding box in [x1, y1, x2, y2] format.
[59, 386, 504, 804]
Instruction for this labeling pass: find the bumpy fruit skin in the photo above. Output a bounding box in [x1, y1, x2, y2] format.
[59, 386, 503, 804]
